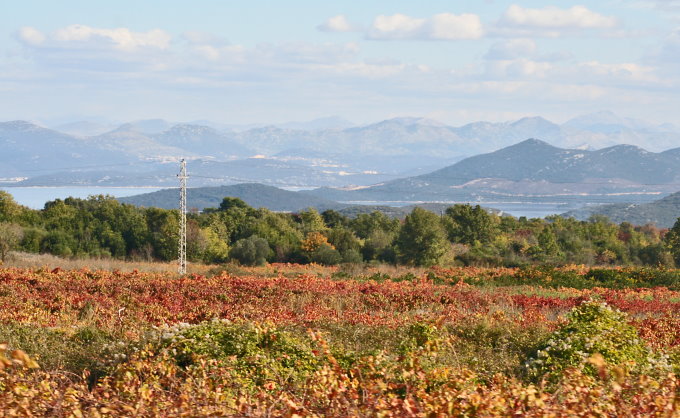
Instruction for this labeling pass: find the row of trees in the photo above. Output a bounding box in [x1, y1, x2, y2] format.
[1, 190, 679, 267]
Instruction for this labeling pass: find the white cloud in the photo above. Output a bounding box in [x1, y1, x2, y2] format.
[370, 14, 424, 38]
[8, 21, 679, 126]
[17, 27, 46, 46]
[500, 5, 618, 29]
[52, 25, 171, 51]
[484, 58, 553, 79]
[429, 13, 485, 40]
[368, 13, 484, 40]
[17, 24, 172, 52]
[573, 61, 659, 83]
[493, 5, 619, 37]
[317, 15, 360, 32]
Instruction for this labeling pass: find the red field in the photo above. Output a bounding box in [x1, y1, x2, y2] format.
[1, 265, 679, 415]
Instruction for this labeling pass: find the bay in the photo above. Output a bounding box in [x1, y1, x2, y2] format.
[2, 186, 576, 218]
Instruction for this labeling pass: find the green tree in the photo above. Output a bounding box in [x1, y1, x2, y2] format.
[362, 229, 396, 262]
[241, 210, 302, 262]
[537, 226, 560, 256]
[229, 235, 271, 266]
[310, 244, 342, 265]
[0, 222, 23, 262]
[0, 191, 22, 223]
[297, 208, 327, 234]
[145, 208, 179, 261]
[395, 207, 449, 266]
[665, 217, 680, 265]
[350, 211, 399, 239]
[444, 204, 498, 245]
[201, 227, 230, 263]
[321, 209, 350, 229]
[219, 197, 250, 212]
[327, 228, 361, 255]
[41, 230, 76, 257]
[20, 227, 46, 253]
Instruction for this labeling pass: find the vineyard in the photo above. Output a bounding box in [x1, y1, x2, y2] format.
[2, 264, 680, 415]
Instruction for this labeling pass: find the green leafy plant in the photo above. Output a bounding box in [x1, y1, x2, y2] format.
[525, 301, 666, 382]
[156, 320, 320, 387]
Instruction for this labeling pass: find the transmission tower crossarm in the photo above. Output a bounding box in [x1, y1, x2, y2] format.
[178, 159, 188, 275]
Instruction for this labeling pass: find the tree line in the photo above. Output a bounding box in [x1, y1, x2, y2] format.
[1, 190, 679, 267]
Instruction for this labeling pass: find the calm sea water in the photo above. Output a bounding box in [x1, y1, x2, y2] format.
[340, 201, 575, 219]
[2, 186, 574, 218]
[0, 187, 164, 209]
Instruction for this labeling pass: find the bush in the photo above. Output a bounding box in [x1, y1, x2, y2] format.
[525, 301, 665, 382]
[341, 249, 363, 264]
[0, 323, 113, 374]
[229, 235, 271, 266]
[310, 244, 342, 265]
[398, 322, 441, 355]
[154, 320, 320, 386]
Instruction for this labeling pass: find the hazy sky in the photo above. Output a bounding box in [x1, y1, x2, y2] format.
[2, 1, 679, 125]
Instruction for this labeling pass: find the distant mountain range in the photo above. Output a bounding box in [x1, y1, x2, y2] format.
[2, 111, 680, 211]
[305, 139, 680, 206]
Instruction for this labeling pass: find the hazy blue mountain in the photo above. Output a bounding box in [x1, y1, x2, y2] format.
[227, 118, 468, 159]
[89, 123, 253, 162]
[275, 116, 355, 131]
[53, 120, 119, 137]
[4, 111, 680, 193]
[152, 124, 253, 159]
[114, 119, 174, 135]
[90, 127, 193, 161]
[0, 121, 130, 174]
[563, 110, 657, 133]
[560, 111, 680, 151]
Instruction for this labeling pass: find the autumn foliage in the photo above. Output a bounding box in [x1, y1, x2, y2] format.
[1, 264, 680, 415]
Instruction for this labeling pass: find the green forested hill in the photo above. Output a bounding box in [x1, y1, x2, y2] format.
[563, 191, 680, 228]
[118, 183, 343, 212]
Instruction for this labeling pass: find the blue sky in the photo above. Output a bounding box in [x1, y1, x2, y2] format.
[1, 0, 679, 125]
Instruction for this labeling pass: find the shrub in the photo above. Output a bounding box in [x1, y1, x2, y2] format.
[341, 248, 363, 264]
[398, 322, 442, 355]
[525, 301, 666, 382]
[0, 323, 113, 374]
[154, 320, 320, 386]
[229, 235, 271, 266]
[310, 244, 342, 265]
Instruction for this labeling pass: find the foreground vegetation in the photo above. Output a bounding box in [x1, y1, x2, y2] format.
[2, 264, 680, 415]
[3, 190, 680, 268]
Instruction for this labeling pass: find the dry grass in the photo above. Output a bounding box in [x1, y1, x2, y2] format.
[3, 252, 216, 274]
[2, 252, 429, 278]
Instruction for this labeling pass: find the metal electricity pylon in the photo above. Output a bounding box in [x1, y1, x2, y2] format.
[178, 159, 187, 275]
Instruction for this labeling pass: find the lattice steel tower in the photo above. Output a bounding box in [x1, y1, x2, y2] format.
[178, 159, 187, 275]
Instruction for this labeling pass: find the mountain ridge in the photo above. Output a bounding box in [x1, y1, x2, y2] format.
[303, 138, 680, 205]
